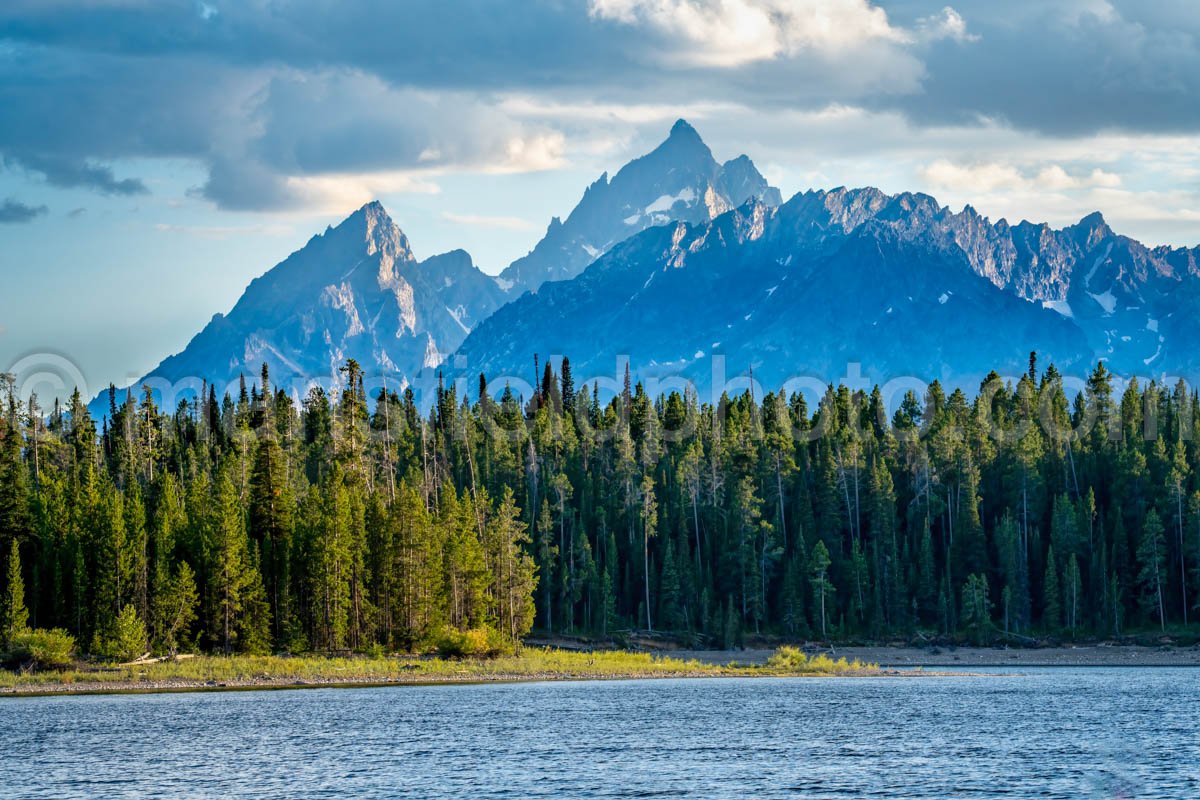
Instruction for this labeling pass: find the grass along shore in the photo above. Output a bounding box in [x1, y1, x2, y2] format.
[0, 647, 885, 696]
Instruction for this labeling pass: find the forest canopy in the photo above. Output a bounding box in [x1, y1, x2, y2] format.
[1, 353, 1198, 660]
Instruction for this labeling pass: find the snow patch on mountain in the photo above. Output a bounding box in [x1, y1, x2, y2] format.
[645, 187, 696, 214]
[1043, 299, 1074, 318]
[1090, 289, 1117, 315]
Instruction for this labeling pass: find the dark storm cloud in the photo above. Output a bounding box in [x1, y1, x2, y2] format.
[0, 0, 626, 90]
[2, 0, 1199, 210]
[0, 198, 47, 223]
[875, 0, 1200, 135]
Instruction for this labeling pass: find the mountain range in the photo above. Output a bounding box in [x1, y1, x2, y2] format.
[456, 187, 1200, 396]
[96, 121, 1200, 415]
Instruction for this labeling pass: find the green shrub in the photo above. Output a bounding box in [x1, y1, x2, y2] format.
[433, 626, 515, 658]
[4, 628, 76, 669]
[766, 645, 810, 670]
[766, 645, 875, 675]
[92, 605, 149, 662]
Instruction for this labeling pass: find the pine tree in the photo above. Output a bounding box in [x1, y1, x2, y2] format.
[308, 473, 354, 651]
[0, 407, 32, 548]
[91, 483, 128, 637]
[209, 469, 250, 655]
[108, 604, 148, 662]
[722, 595, 739, 650]
[1169, 440, 1190, 624]
[779, 549, 807, 637]
[809, 540, 834, 638]
[485, 489, 537, 640]
[1043, 546, 1061, 631]
[1137, 509, 1167, 631]
[600, 567, 616, 636]
[916, 520, 937, 622]
[249, 429, 292, 644]
[640, 474, 657, 631]
[1064, 554, 1082, 635]
[1, 538, 29, 645]
[951, 457, 988, 580]
[995, 512, 1029, 633]
[960, 573, 991, 645]
[658, 536, 683, 631]
[560, 357, 575, 412]
[239, 544, 273, 655]
[153, 561, 198, 656]
[535, 500, 557, 633]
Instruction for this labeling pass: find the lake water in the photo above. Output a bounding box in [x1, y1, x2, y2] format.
[2, 668, 1197, 798]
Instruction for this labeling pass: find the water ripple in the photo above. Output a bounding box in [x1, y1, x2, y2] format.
[1, 668, 1197, 798]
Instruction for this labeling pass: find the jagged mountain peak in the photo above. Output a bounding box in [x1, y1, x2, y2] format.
[326, 200, 415, 262]
[624, 120, 717, 180]
[93, 200, 506, 418]
[1065, 211, 1112, 249]
[496, 119, 781, 295]
[654, 118, 711, 158]
[670, 117, 699, 138]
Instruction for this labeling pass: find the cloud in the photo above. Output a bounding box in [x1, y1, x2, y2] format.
[441, 212, 538, 231]
[1, 0, 1200, 220]
[0, 198, 47, 223]
[914, 7, 979, 43]
[11, 153, 147, 195]
[919, 160, 1026, 193]
[882, 1, 1200, 134]
[919, 159, 1124, 194]
[499, 97, 743, 125]
[588, 0, 910, 67]
[246, 171, 443, 215]
[192, 71, 566, 210]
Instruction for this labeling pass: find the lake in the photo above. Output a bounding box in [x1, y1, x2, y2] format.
[2, 668, 1197, 798]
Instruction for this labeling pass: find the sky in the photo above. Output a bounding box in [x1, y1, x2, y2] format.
[2, 0, 1200, 401]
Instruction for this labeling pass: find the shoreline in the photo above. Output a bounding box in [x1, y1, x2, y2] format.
[0, 667, 952, 698]
[6, 643, 1196, 698]
[0, 648, 891, 698]
[674, 644, 1200, 668]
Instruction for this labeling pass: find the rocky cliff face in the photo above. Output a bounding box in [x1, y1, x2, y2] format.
[793, 190, 1200, 377]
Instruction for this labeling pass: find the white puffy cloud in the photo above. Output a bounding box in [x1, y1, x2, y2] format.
[588, 0, 912, 67]
[919, 159, 1124, 194]
[919, 160, 1026, 193]
[915, 7, 979, 44]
